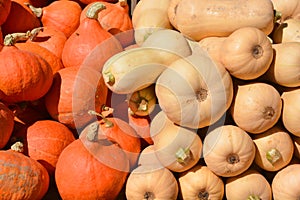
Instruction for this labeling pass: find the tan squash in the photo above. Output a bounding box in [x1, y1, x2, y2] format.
[125, 165, 178, 200]
[155, 49, 233, 129]
[281, 88, 300, 137]
[137, 145, 163, 168]
[168, 0, 275, 41]
[252, 125, 294, 172]
[271, 0, 300, 20]
[178, 164, 224, 200]
[151, 111, 202, 172]
[198, 36, 226, 64]
[265, 42, 300, 87]
[272, 164, 300, 200]
[225, 169, 272, 200]
[203, 125, 256, 177]
[231, 82, 282, 134]
[272, 18, 300, 43]
[220, 27, 273, 80]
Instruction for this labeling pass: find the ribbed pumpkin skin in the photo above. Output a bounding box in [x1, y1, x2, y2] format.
[0, 0, 11, 25]
[0, 150, 49, 200]
[0, 46, 53, 103]
[13, 120, 76, 175]
[55, 138, 129, 200]
[15, 42, 64, 74]
[0, 102, 14, 149]
[1, 0, 41, 36]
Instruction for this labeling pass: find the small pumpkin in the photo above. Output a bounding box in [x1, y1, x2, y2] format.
[272, 18, 300, 43]
[0, 0, 11, 26]
[0, 102, 14, 149]
[0, 149, 49, 200]
[281, 88, 300, 137]
[272, 164, 300, 200]
[27, 0, 82, 38]
[252, 125, 294, 172]
[225, 169, 272, 200]
[203, 125, 256, 177]
[62, 2, 117, 68]
[220, 27, 273, 80]
[0, 43, 53, 103]
[178, 164, 225, 200]
[125, 165, 179, 200]
[231, 82, 282, 134]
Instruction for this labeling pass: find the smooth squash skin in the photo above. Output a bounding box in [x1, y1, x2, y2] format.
[169, 0, 275, 41]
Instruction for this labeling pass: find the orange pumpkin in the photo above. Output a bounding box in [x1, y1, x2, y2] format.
[0, 102, 14, 149]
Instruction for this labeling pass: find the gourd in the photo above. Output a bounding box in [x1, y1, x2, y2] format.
[0, 102, 14, 149]
[252, 125, 294, 172]
[203, 125, 256, 177]
[178, 164, 225, 200]
[168, 0, 275, 41]
[220, 27, 273, 80]
[231, 82, 282, 134]
[225, 169, 272, 200]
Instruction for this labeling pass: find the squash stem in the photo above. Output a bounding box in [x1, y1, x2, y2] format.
[198, 191, 209, 200]
[3, 27, 43, 46]
[266, 148, 281, 164]
[176, 147, 190, 163]
[88, 110, 114, 128]
[144, 192, 154, 200]
[11, 141, 24, 153]
[86, 2, 106, 19]
[274, 10, 282, 23]
[25, 3, 43, 18]
[247, 195, 261, 200]
[86, 122, 99, 142]
[104, 71, 115, 86]
[118, 0, 127, 7]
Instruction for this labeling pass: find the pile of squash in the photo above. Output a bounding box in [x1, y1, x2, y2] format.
[1, 0, 300, 199]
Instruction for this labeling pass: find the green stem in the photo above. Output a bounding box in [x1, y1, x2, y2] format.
[104, 71, 115, 86]
[86, 2, 106, 19]
[266, 148, 281, 164]
[176, 147, 190, 164]
[3, 27, 43, 46]
[247, 195, 261, 200]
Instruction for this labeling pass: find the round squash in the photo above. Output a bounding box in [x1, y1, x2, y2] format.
[203, 125, 256, 177]
[0, 102, 14, 149]
[231, 82, 282, 134]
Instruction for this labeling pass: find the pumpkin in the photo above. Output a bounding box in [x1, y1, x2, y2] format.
[55, 131, 129, 199]
[0, 0, 11, 26]
[272, 18, 300, 43]
[27, 0, 82, 38]
[252, 125, 294, 172]
[281, 88, 300, 137]
[27, 26, 67, 59]
[231, 82, 282, 134]
[137, 145, 162, 167]
[79, 113, 142, 169]
[168, 0, 275, 41]
[125, 165, 179, 200]
[0, 44, 53, 103]
[225, 169, 272, 200]
[198, 36, 227, 64]
[0, 149, 49, 200]
[203, 125, 256, 177]
[155, 49, 233, 128]
[220, 27, 273, 80]
[272, 164, 300, 199]
[0, 102, 14, 149]
[294, 136, 300, 160]
[271, 0, 300, 21]
[12, 120, 76, 175]
[265, 42, 300, 87]
[44, 66, 108, 129]
[150, 111, 202, 172]
[178, 164, 225, 200]
[1, 0, 41, 36]
[62, 2, 117, 68]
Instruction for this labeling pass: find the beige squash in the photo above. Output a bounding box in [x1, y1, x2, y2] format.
[151, 111, 202, 172]
[272, 164, 300, 200]
[272, 18, 300, 43]
[168, 0, 274, 41]
[178, 165, 224, 200]
[231, 82, 282, 134]
[252, 125, 294, 172]
[137, 145, 163, 168]
[220, 27, 273, 80]
[125, 165, 178, 200]
[225, 169, 272, 200]
[281, 88, 300, 137]
[203, 125, 256, 177]
[265, 42, 300, 87]
[155, 48, 233, 129]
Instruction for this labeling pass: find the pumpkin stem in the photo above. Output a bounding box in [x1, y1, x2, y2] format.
[247, 195, 262, 200]
[274, 10, 282, 23]
[227, 153, 240, 164]
[88, 110, 114, 128]
[86, 122, 99, 142]
[198, 191, 209, 200]
[104, 71, 115, 86]
[3, 27, 43, 46]
[86, 2, 106, 19]
[11, 141, 24, 153]
[25, 3, 43, 18]
[252, 45, 263, 59]
[144, 192, 155, 200]
[118, 0, 127, 7]
[262, 106, 275, 119]
[266, 148, 281, 165]
[176, 147, 191, 164]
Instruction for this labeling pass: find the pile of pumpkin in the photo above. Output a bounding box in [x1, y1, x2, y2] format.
[1, 0, 300, 199]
